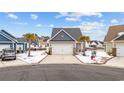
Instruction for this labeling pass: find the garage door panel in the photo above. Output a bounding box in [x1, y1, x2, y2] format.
[116, 44, 124, 56]
[52, 43, 73, 54]
[16, 45, 23, 50]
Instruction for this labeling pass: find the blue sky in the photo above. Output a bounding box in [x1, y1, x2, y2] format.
[0, 12, 124, 41]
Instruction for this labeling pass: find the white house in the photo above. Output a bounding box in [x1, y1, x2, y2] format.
[89, 40, 104, 48]
[48, 28, 82, 55]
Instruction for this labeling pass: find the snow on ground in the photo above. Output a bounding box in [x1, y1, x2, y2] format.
[76, 49, 112, 64]
[17, 51, 47, 64]
[85, 50, 112, 58]
[76, 54, 95, 64]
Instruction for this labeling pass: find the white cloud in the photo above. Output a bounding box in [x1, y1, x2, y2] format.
[56, 12, 103, 22]
[80, 22, 106, 40]
[36, 24, 42, 27]
[56, 12, 70, 18]
[56, 12, 102, 18]
[36, 24, 54, 28]
[30, 14, 38, 20]
[65, 21, 106, 40]
[76, 21, 105, 31]
[111, 19, 118, 24]
[65, 17, 81, 22]
[13, 22, 28, 25]
[7, 13, 18, 20]
[49, 24, 54, 28]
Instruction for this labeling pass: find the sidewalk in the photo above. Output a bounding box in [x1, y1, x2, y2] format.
[0, 59, 29, 68]
[103, 57, 124, 68]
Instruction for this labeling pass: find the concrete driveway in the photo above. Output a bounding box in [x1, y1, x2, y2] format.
[104, 57, 124, 68]
[40, 55, 82, 64]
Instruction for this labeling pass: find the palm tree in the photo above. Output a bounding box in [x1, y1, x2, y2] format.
[78, 35, 90, 56]
[23, 33, 37, 57]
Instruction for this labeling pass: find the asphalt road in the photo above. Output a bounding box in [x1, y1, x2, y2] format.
[0, 64, 124, 81]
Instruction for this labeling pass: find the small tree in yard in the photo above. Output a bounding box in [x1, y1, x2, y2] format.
[78, 35, 90, 56]
[23, 33, 37, 57]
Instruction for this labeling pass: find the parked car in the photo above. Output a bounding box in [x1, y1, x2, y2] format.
[1, 48, 16, 61]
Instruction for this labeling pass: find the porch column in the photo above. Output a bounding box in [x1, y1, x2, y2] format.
[14, 43, 17, 52]
[23, 43, 25, 52]
[25, 43, 27, 51]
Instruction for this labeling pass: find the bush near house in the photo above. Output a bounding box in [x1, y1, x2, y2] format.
[107, 50, 113, 55]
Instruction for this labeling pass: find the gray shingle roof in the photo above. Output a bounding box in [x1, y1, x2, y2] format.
[51, 28, 82, 41]
[0, 29, 18, 42]
[1, 29, 16, 39]
[16, 38, 27, 42]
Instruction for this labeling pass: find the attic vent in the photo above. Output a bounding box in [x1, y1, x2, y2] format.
[118, 32, 124, 36]
[61, 35, 64, 38]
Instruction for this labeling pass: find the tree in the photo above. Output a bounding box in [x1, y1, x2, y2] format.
[23, 33, 37, 57]
[34, 34, 40, 46]
[40, 36, 50, 42]
[43, 36, 50, 42]
[78, 35, 90, 56]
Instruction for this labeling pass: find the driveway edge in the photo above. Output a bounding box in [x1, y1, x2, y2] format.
[74, 55, 84, 64]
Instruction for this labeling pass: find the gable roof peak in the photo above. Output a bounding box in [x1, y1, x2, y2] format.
[51, 28, 82, 41]
[104, 25, 124, 42]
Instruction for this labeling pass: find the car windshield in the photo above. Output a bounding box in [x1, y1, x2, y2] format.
[4, 50, 14, 53]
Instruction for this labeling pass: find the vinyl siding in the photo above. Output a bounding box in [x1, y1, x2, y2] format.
[105, 42, 112, 52]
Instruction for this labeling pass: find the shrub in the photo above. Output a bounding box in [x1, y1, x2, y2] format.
[107, 50, 112, 55]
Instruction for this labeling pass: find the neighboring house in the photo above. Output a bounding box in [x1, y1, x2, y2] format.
[39, 36, 50, 48]
[48, 28, 82, 55]
[0, 29, 28, 52]
[104, 25, 124, 56]
[89, 40, 104, 48]
[31, 34, 40, 49]
[0, 30, 17, 51]
[16, 38, 28, 53]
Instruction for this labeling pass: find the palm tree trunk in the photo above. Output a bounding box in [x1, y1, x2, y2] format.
[28, 42, 31, 57]
[83, 42, 86, 56]
[80, 42, 82, 52]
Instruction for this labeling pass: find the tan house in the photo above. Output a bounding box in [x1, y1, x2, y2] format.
[104, 25, 124, 56]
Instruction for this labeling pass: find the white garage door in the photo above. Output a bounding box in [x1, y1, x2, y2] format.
[16, 44, 23, 50]
[52, 43, 73, 54]
[0, 45, 10, 51]
[116, 43, 124, 56]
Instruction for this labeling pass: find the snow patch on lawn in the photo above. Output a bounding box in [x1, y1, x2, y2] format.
[76, 55, 95, 64]
[85, 50, 112, 58]
[17, 51, 47, 64]
[76, 50, 113, 64]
